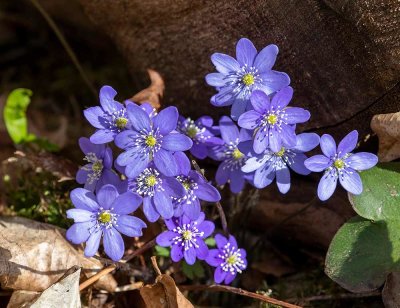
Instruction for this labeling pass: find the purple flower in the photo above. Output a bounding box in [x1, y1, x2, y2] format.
[76, 137, 120, 192]
[206, 234, 247, 285]
[304, 130, 378, 201]
[115, 103, 193, 178]
[205, 38, 290, 120]
[209, 116, 252, 193]
[66, 185, 146, 261]
[127, 164, 185, 222]
[84, 86, 129, 144]
[241, 133, 320, 193]
[156, 212, 215, 265]
[238, 87, 310, 153]
[177, 116, 223, 159]
[173, 152, 221, 219]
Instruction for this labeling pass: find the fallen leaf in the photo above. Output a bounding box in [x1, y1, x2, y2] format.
[7, 291, 38, 308]
[140, 274, 193, 308]
[0, 216, 116, 292]
[382, 272, 400, 308]
[371, 111, 400, 162]
[130, 69, 164, 110]
[8, 266, 81, 308]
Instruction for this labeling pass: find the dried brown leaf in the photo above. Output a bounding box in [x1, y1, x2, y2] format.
[131, 69, 164, 110]
[140, 274, 193, 308]
[371, 111, 400, 162]
[0, 216, 116, 292]
[7, 291, 39, 308]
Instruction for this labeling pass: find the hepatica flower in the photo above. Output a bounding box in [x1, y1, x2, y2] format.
[156, 212, 215, 265]
[206, 234, 247, 285]
[76, 137, 119, 192]
[115, 103, 192, 178]
[177, 115, 223, 159]
[173, 152, 221, 219]
[206, 38, 290, 119]
[128, 165, 185, 222]
[84, 86, 130, 144]
[304, 130, 378, 201]
[209, 116, 252, 193]
[238, 87, 310, 153]
[66, 185, 146, 261]
[241, 133, 320, 193]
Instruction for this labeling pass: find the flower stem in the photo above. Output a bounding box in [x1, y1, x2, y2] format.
[191, 160, 229, 235]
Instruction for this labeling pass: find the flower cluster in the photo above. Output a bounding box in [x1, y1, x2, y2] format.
[66, 37, 379, 287]
[67, 85, 246, 284]
[206, 38, 378, 199]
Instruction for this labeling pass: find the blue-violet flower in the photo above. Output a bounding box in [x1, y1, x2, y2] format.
[76, 137, 120, 192]
[206, 38, 290, 120]
[173, 152, 221, 219]
[241, 133, 320, 193]
[66, 184, 146, 261]
[177, 115, 223, 159]
[115, 103, 193, 177]
[127, 164, 185, 222]
[84, 86, 129, 144]
[209, 116, 252, 193]
[238, 87, 310, 153]
[206, 234, 247, 285]
[304, 130, 378, 201]
[156, 212, 215, 265]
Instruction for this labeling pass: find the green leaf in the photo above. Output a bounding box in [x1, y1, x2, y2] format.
[325, 216, 399, 292]
[205, 237, 216, 247]
[4, 89, 36, 144]
[349, 163, 400, 221]
[182, 261, 205, 280]
[325, 163, 400, 293]
[154, 245, 170, 257]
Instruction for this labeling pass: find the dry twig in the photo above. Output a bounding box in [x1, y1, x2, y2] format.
[179, 284, 302, 308]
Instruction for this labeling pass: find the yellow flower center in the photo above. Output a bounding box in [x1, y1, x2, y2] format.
[276, 147, 286, 157]
[267, 114, 278, 125]
[115, 117, 128, 129]
[98, 211, 111, 223]
[92, 161, 103, 172]
[242, 73, 255, 86]
[182, 230, 192, 240]
[226, 255, 237, 265]
[187, 127, 198, 138]
[145, 175, 157, 186]
[232, 148, 244, 160]
[182, 181, 191, 190]
[145, 135, 157, 147]
[334, 159, 345, 169]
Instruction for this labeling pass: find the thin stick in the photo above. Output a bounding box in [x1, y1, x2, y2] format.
[191, 160, 229, 235]
[178, 284, 302, 308]
[115, 282, 144, 292]
[286, 290, 380, 303]
[28, 0, 97, 97]
[79, 238, 156, 291]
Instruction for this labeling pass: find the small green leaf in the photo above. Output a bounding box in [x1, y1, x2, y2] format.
[182, 261, 205, 280]
[326, 163, 400, 292]
[154, 245, 170, 257]
[325, 216, 399, 292]
[205, 237, 216, 247]
[4, 89, 36, 144]
[349, 163, 400, 221]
